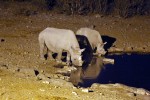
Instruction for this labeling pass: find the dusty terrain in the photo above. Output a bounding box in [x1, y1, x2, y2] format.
[0, 1, 150, 100]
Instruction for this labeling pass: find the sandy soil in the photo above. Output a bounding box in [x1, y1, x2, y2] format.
[0, 1, 150, 100]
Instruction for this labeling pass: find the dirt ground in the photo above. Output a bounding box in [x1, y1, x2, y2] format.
[0, 1, 150, 100]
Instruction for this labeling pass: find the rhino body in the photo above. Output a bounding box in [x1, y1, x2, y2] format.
[76, 27, 106, 56]
[38, 27, 84, 66]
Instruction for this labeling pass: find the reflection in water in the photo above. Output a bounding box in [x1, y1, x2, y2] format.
[70, 35, 104, 86]
[71, 35, 150, 90]
[70, 35, 106, 87]
[70, 57, 104, 86]
[70, 53, 150, 91]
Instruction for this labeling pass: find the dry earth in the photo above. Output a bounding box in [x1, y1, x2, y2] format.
[0, 1, 150, 100]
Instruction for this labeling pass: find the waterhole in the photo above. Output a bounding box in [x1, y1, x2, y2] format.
[69, 35, 150, 90]
[70, 53, 150, 91]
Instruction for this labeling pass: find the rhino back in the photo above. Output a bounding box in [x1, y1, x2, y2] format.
[76, 28, 103, 48]
[39, 27, 79, 52]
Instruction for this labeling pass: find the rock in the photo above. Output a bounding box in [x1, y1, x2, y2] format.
[81, 88, 93, 93]
[103, 58, 114, 64]
[82, 89, 89, 93]
[99, 92, 104, 96]
[24, 51, 29, 55]
[49, 79, 74, 88]
[42, 80, 50, 84]
[136, 88, 150, 95]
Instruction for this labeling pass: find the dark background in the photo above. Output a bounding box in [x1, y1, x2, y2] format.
[1, 0, 150, 18]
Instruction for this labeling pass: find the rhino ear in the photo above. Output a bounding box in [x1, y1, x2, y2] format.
[104, 42, 107, 45]
[99, 42, 107, 46]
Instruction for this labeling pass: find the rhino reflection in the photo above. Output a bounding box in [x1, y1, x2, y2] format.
[70, 57, 104, 86]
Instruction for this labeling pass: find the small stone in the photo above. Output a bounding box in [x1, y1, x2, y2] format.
[72, 91, 78, 95]
[40, 70, 44, 73]
[24, 51, 29, 55]
[81, 88, 93, 93]
[82, 89, 89, 93]
[42, 81, 50, 84]
[100, 92, 104, 95]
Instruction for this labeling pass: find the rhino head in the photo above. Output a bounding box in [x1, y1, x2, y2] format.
[70, 47, 85, 66]
[96, 42, 107, 56]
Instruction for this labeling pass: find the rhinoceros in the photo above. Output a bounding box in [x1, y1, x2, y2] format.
[38, 27, 85, 66]
[76, 27, 107, 56]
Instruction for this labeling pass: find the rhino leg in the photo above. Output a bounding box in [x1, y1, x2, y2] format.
[47, 50, 54, 60]
[66, 51, 71, 65]
[39, 39, 45, 60]
[56, 50, 62, 63]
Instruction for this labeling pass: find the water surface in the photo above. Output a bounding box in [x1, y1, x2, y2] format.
[70, 53, 150, 91]
[98, 53, 150, 90]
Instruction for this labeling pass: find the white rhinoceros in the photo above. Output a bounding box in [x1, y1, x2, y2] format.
[39, 27, 85, 66]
